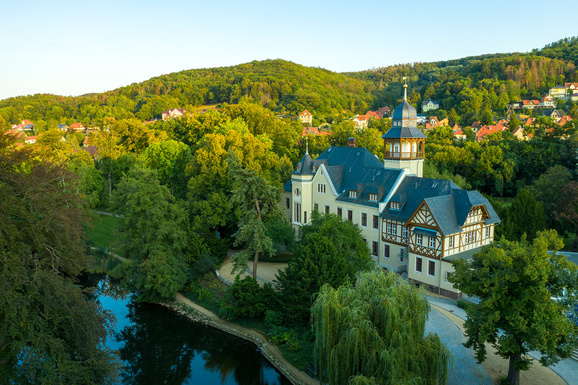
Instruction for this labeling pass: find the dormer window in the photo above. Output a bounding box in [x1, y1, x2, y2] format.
[369, 193, 378, 202]
[349, 190, 357, 199]
[390, 202, 400, 210]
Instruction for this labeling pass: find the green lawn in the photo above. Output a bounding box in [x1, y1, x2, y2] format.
[86, 214, 121, 250]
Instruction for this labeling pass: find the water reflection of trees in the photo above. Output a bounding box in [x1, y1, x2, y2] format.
[117, 302, 289, 385]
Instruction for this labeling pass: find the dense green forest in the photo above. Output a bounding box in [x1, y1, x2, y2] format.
[351, 37, 578, 125]
[2, 37, 578, 131]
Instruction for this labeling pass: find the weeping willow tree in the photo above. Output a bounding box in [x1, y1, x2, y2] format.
[311, 270, 451, 385]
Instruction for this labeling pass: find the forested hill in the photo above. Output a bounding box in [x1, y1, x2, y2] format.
[0, 60, 373, 129]
[350, 37, 578, 126]
[1, 37, 578, 130]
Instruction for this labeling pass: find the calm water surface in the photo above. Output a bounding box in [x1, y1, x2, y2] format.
[86, 275, 291, 385]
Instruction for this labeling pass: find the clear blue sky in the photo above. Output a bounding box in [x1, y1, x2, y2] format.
[1, 0, 577, 101]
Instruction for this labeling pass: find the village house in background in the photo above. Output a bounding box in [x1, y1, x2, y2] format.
[421, 98, 440, 112]
[162, 108, 186, 121]
[298, 109, 313, 125]
[281, 85, 500, 298]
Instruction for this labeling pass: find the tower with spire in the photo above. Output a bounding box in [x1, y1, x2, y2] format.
[381, 78, 427, 177]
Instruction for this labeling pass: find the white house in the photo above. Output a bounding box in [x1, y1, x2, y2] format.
[421, 98, 440, 112]
[281, 86, 500, 299]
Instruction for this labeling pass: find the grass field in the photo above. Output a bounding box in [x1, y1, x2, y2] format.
[86, 214, 121, 250]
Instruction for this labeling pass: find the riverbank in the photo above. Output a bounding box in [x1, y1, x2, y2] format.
[170, 293, 318, 385]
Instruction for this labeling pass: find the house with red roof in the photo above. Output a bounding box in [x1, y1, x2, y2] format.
[540, 94, 556, 108]
[24, 136, 37, 144]
[302, 126, 331, 137]
[475, 124, 506, 141]
[353, 114, 370, 129]
[299, 109, 313, 125]
[69, 123, 85, 131]
[452, 124, 465, 140]
[162, 108, 186, 121]
[376, 106, 390, 117]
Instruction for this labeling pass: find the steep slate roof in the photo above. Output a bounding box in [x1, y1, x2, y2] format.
[314, 146, 403, 207]
[381, 176, 458, 223]
[381, 177, 500, 235]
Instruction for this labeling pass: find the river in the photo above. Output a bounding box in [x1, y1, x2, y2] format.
[84, 275, 291, 385]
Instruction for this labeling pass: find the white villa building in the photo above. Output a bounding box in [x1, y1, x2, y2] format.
[281, 85, 500, 299]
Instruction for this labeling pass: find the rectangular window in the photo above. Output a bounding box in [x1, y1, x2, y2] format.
[337, 207, 342, 219]
[361, 213, 367, 227]
[429, 236, 435, 248]
[314, 203, 318, 211]
[445, 271, 451, 282]
[325, 205, 330, 214]
[347, 210, 353, 221]
[317, 183, 326, 193]
[294, 203, 301, 223]
[369, 193, 378, 201]
[416, 257, 423, 273]
[391, 224, 397, 236]
[304, 211, 307, 224]
[402, 227, 408, 239]
[485, 227, 490, 238]
[373, 215, 378, 229]
[428, 261, 435, 276]
[384, 244, 390, 259]
[416, 234, 423, 245]
[349, 190, 357, 198]
[386, 223, 392, 234]
[473, 231, 477, 243]
[285, 197, 290, 209]
[449, 236, 454, 249]
[372, 241, 378, 256]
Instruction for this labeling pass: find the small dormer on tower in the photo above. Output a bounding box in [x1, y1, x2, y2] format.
[382, 79, 427, 177]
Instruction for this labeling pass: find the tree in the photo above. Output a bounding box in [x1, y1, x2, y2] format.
[228, 155, 282, 280]
[276, 212, 372, 324]
[449, 230, 578, 385]
[0, 134, 119, 383]
[500, 188, 546, 242]
[311, 270, 450, 385]
[530, 165, 572, 229]
[142, 139, 191, 198]
[111, 166, 195, 302]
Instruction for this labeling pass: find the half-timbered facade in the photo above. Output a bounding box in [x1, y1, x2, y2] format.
[281, 87, 500, 299]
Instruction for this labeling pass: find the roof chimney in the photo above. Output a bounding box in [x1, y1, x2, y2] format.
[348, 137, 356, 147]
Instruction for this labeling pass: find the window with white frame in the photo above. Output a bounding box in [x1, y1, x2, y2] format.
[349, 190, 357, 198]
[416, 234, 423, 245]
[361, 213, 367, 227]
[402, 227, 408, 239]
[416, 257, 423, 273]
[391, 223, 397, 236]
[429, 236, 435, 248]
[369, 193, 378, 201]
[386, 223, 392, 234]
[485, 227, 490, 238]
[449, 236, 454, 248]
[317, 183, 326, 193]
[390, 202, 400, 210]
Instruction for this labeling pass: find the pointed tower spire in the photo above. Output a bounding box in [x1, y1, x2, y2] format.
[403, 76, 408, 101]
